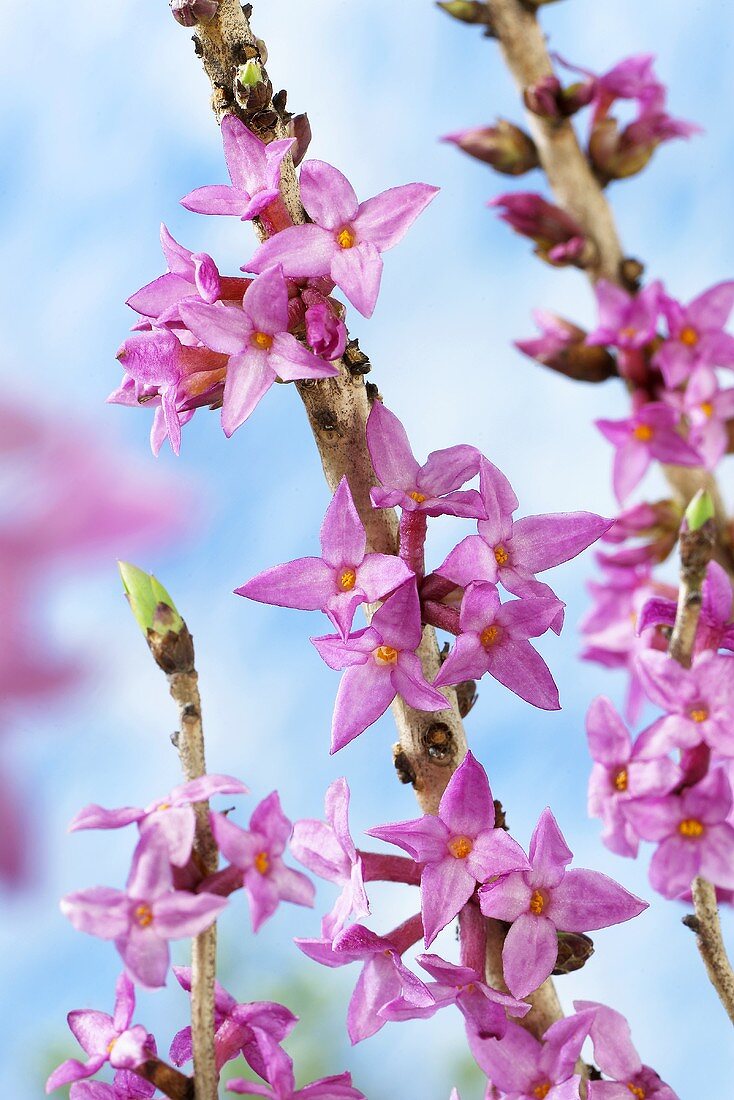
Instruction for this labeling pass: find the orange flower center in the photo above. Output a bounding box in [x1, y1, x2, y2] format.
[409, 490, 427, 503]
[494, 545, 509, 566]
[156, 801, 171, 811]
[633, 424, 654, 442]
[447, 835, 473, 859]
[689, 706, 709, 723]
[533, 1083, 552, 1099]
[700, 401, 714, 418]
[679, 326, 699, 348]
[338, 568, 357, 591]
[134, 904, 154, 928]
[374, 645, 399, 666]
[619, 326, 637, 341]
[251, 331, 273, 351]
[529, 889, 546, 916]
[613, 767, 629, 793]
[627, 1085, 646, 1100]
[255, 851, 270, 875]
[678, 818, 705, 839]
[480, 625, 501, 648]
[337, 226, 356, 249]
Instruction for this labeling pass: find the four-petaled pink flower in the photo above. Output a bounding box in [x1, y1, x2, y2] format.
[366, 401, 483, 518]
[478, 807, 647, 998]
[180, 265, 339, 437]
[61, 831, 227, 988]
[227, 1034, 365, 1099]
[290, 777, 369, 937]
[586, 280, 662, 351]
[368, 753, 531, 946]
[623, 768, 734, 899]
[654, 281, 734, 387]
[211, 792, 315, 932]
[576, 999, 680, 1100]
[170, 966, 297, 1075]
[311, 579, 448, 752]
[181, 114, 294, 221]
[245, 160, 438, 317]
[433, 582, 563, 711]
[635, 650, 734, 758]
[296, 918, 432, 1044]
[236, 476, 412, 639]
[69, 773, 248, 867]
[126, 224, 223, 322]
[667, 366, 734, 470]
[586, 696, 680, 858]
[438, 456, 611, 625]
[46, 973, 152, 1093]
[595, 402, 700, 504]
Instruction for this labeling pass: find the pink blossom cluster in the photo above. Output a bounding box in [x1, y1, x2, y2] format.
[111, 116, 438, 453]
[237, 401, 611, 751]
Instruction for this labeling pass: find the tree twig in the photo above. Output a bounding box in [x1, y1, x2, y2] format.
[684, 878, 734, 1026]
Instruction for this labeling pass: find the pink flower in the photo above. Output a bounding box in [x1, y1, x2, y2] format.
[226, 1033, 365, 1098]
[654, 282, 734, 386]
[623, 769, 734, 898]
[587, 280, 663, 351]
[637, 560, 734, 653]
[668, 366, 734, 469]
[368, 753, 530, 946]
[635, 650, 734, 757]
[180, 114, 294, 220]
[576, 1000, 680, 1099]
[311, 579, 448, 752]
[126, 224, 226, 322]
[61, 831, 227, 988]
[179, 266, 339, 436]
[479, 808, 647, 998]
[236, 476, 412, 638]
[595, 402, 701, 504]
[245, 160, 438, 317]
[211, 792, 315, 932]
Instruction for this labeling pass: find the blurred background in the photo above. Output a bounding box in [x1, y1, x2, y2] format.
[2, 0, 733, 1095]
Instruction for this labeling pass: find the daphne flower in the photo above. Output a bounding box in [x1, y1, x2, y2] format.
[637, 560, 734, 653]
[227, 1035, 365, 1098]
[576, 1000, 680, 1099]
[245, 160, 438, 317]
[635, 650, 734, 757]
[595, 402, 701, 504]
[126, 224, 226, 322]
[654, 281, 734, 387]
[587, 280, 663, 351]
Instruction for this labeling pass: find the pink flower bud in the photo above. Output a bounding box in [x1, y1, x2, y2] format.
[443, 121, 539, 175]
[170, 0, 219, 27]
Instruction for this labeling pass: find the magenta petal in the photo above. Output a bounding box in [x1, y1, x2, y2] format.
[320, 477, 367, 568]
[112, 972, 136, 1032]
[46, 1055, 107, 1092]
[353, 183, 438, 250]
[439, 752, 494, 835]
[268, 862, 316, 908]
[67, 1010, 116, 1055]
[153, 891, 227, 938]
[421, 857, 476, 946]
[180, 184, 257, 216]
[392, 651, 448, 713]
[69, 805, 143, 832]
[179, 300, 249, 355]
[549, 869, 647, 931]
[648, 836, 701, 899]
[574, 1000, 642, 1080]
[502, 913, 558, 998]
[246, 224, 338, 278]
[300, 160, 359, 229]
[689, 279, 734, 327]
[366, 816, 449, 863]
[331, 243, 383, 318]
[371, 579, 423, 650]
[241, 266, 288, 333]
[210, 812, 259, 869]
[236, 557, 335, 611]
[355, 554, 413, 602]
[612, 439, 649, 503]
[438, 535, 499, 588]
[221, 350, 275, 436]
[417, 444, 480, 496]
[585, 696, 631, 765]
[529, 809, 573, 888]
[366, 401, 420, 490]
[478, 874, 533, 922]
[61, 888, 131, 939]
[467, 829, 531, 883]
[485, 637, 560, 711]
[635, 650, 693, 711]
[510, 512, 612, 573]
[116, 925, 170, 989]
[127, 273, 194, 318]
[433, 633, 488, 688]
[331, 662, 396, 752]
[126, 832, 172, 901]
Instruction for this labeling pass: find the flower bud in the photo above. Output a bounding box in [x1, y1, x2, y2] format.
[515, 310, 616, 383]
[492, 193, 595, 268]
[237, 60, 262, 88]
[436, 1, 493, 25]
[119, 563, 194, 674]
[304, 299, 347, 361]
[524, 75, 594, 119]
[289, 113, 312, 167]
[443, 121, 539, 175]
[169, 0, 219, 27]
[685, 489, 715, 533]
[553, 931, 594, 976]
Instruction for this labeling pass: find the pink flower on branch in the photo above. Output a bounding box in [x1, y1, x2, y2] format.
[311, 579, 448, 752]
[637, 560, 734, 653]
[211, 792, 315, 932]
[634, 650, 734, 757]
[180, 114, 295, 221]
[246, 160, 438, 317]
[236, 476, 412, 639]
[576, 1000, 680, 1099]
[180, 265, 339, 437]
[478, 808, 647, 998]
[368, 753, 530, 946]
[227, 1034, 365, 1099]
[595, 403, 701, 504]
[126, 224, 229, 322]
[653, 281, 734, 386]
[61, 831, 227, 988]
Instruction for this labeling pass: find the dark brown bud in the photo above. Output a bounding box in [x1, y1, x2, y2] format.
[289, 113, 312, 167]
[553, 931, 595, 975]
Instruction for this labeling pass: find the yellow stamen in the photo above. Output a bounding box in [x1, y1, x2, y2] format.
[338, 568, 357, 591]
[374, 645, 398, 666]
[529, 889, 546, 916]
[337, 226, 356, 249]
[678, 818, 705, 839]
[156, 802, 171, 812]
[532, 1083, 552, 1099]
[107, 1038, 118, 1055]
[447, 835, 473, 859]
[627, 1084, 646, 1099]
[409, 491, 427, 503]
[700, 401, 714, 418]
[689, 707, 709, 723]
[679, 326, 699, 348]
[255, 851, 270, 875]
[619, 326, 637, 342]
[494, 545, 509, 566]
[613, 768, 629, 793]
[251, 331, 273, 351]
[480, 625, 501, 648]
[633, 424, 654, 442]
[134, 904, 154, 928]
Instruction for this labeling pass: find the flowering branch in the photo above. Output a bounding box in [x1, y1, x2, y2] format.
[119, 565, 219, 1100]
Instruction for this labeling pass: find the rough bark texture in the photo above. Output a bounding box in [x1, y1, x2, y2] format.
[687, 877, 734, 1026]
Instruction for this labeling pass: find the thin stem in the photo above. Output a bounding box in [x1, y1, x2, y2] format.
[686, 877, 734, 1026]
[135, 1059, 194, 1100]
[168, 668, 219, 1100]
[399, 510, 428, 579]
[422, 600, 461, 636]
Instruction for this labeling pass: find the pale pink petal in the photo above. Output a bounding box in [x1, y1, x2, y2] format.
[352, 183, 439, 251]
[330, 243, 383, 318]
[221, 350, 275, 436]
[299, 161, 359, 229]
[502, 912, 558, 998]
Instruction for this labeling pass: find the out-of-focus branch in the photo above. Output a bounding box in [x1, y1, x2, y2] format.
[684, 878, 734, 1026]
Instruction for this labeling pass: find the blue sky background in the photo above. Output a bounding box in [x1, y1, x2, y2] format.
[2, 0, 734, 1096]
